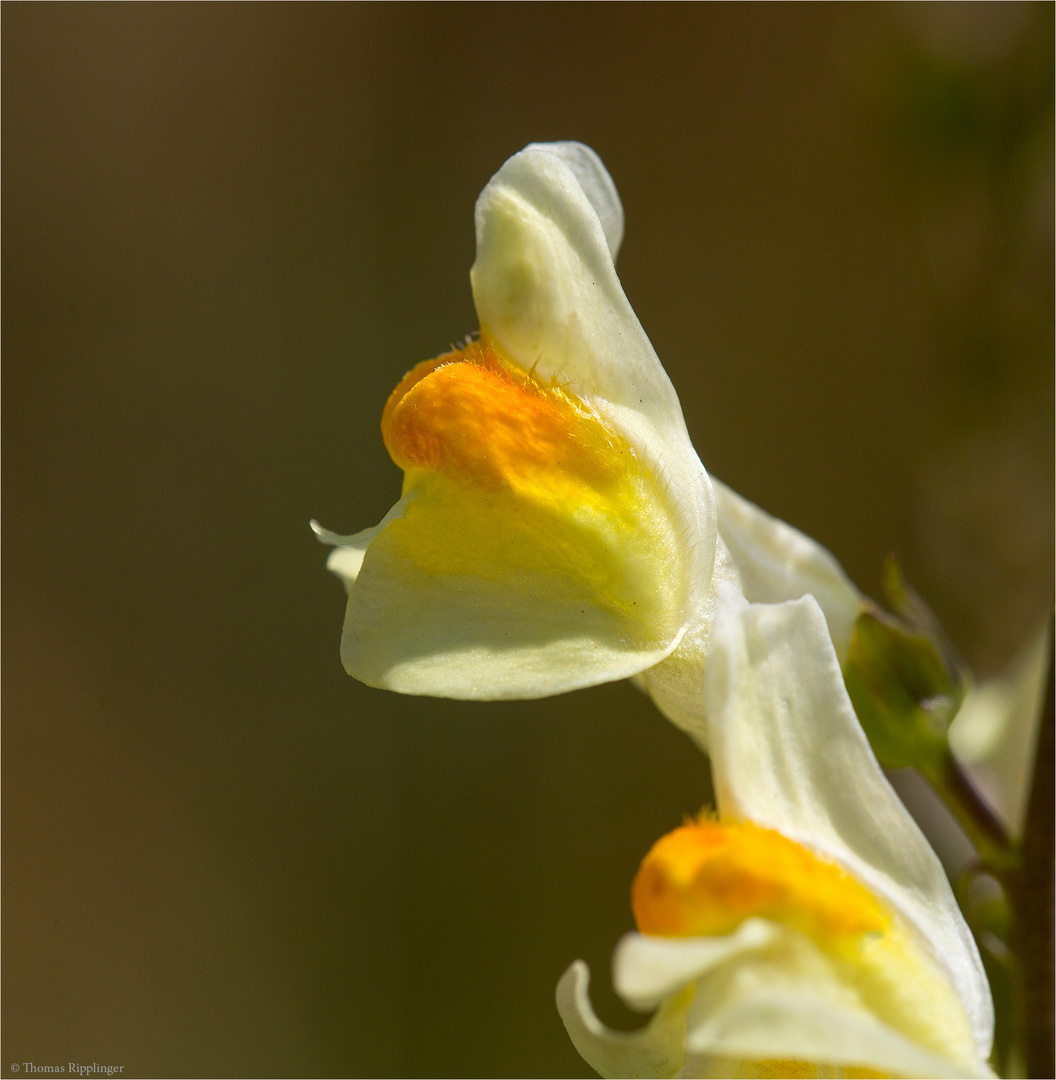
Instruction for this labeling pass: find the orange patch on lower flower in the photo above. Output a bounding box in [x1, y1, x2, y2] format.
[632, 820, 887, 947]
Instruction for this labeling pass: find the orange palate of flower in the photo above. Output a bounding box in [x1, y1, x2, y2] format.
[381, 338, 624, 498]
[632, 819, 888, 947]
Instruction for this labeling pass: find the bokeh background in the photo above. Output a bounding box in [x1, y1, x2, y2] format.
[5, 4, 1053, 1077]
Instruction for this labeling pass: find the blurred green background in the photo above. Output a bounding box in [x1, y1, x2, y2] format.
[4, 4, 1052, 1077]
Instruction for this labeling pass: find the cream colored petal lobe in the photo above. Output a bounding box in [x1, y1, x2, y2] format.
[614, 923, 779, 1012]
[325, 546, 366, 590]
[682, 925, 992, 1078]
[556, 960, 686, 1080]
[471, 146, 716, 627]
[311, 502, 409, 591]
[703, 590, 993, 1059]
[339, 509, 681, 700]
[684, 975, 991, 1079]
[636, 474, 861, 746]
[525, 141, 625, 259]
[473, 145, 676, 428]
[632, 534, 746, 750]
[711, 478, 860, 662]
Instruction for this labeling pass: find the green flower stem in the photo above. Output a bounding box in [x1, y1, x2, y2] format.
[919, 752, 1015, 873]
[1008, 639, 1054, 1080]
[938, 625, 1053, 1079]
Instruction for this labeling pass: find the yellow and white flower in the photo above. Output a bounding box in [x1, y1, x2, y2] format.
[313, 142, 859, 746]
[557, 589, 995, 1078]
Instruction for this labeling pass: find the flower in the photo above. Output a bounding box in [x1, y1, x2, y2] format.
[557, 588, 995, 1078]
[948, 619, 1052, 834]
[313, 142, 859, 747]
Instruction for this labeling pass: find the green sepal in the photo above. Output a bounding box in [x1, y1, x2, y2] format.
[842, 557, 969, 772]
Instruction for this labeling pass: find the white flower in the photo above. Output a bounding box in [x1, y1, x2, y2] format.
[313, 142, 859, 747]
[948, 619, 1052, 834]
[557, 589, 995, 1078]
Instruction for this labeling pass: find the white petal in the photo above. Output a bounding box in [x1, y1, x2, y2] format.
[631, 476, 861, 748]
[311, 501, 410, 591]
[340, 537, 682, 699]
[949, 618, 1052, 833]
[703, 589, 993, 1059]
[471, 145, 717, 628]
[524, 141, 625, 259]
[711, 479, 861, 662]
[614, 923, 779, 1012]
[682, 941, 993, 1079]
[631, 534, 746, 750]
[556, 960, 686, 1080]
[473, 145, 673, 427]
[325, 546, 366, 590]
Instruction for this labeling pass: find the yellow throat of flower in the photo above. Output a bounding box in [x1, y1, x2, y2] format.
[375, 338, 683, 636]
[632, 819, 889, 950]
